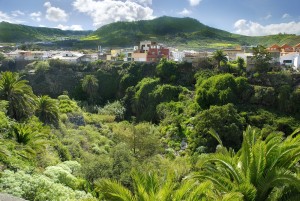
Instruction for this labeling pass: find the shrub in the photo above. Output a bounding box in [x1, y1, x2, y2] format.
[0, 170, 93, 201]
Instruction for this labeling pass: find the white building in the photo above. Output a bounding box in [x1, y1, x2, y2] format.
[236, 53, 253, 61]
[170, 50, 185, 62]
[52, 51, 84, 63]
[6, 50, 46, 61]
[77, 54, 98, 63]
[280, 52, 300, 70]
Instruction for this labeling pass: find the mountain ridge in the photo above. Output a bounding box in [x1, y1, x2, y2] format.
[1, 16, 300, 49]
[0, 21, 92, 43]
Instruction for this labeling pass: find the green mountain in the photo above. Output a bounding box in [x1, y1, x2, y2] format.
[0, 21, 91, 42]
[86, 16, 300, 49]
[1, 16, 300, 49]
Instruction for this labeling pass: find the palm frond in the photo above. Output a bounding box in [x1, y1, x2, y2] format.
[208, 128, 223, 146]
[96, 179, 135, 201]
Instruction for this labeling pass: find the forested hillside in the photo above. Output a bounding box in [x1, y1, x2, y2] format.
[0, 21, 91, 42]
[1, 51, 300, 200]
[86, 16, 300, 48]
[1, 16, 300, 49]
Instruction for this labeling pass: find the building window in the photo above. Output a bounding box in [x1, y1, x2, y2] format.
[283, 60, 292, 64]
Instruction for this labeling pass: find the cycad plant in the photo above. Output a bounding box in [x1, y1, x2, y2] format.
[96, 170, 175, 201]
[96, 169, 243, 201]
[11, 123, 48, 160]
[193, 126, 300, 201]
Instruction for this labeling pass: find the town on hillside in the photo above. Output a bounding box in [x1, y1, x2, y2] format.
[1, 40, 300, 72]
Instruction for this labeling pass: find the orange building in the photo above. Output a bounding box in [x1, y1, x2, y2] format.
[134, 41, 169, 62]
[267, 44, 281, 52]
[294, 43, 300, 52]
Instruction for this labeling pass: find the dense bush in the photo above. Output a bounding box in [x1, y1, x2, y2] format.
[190, 104, 245, 153]
[0, 169, 93, 201]
[1, 58, 300, 200]
[196, 74, 250, 108]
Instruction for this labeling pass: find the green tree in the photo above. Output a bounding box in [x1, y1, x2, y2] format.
[112, 122, 162, 160]
[35, 61, 50, 73]
[252, 45, 272, 73]
[237, 57, 245, 74]
[0, 52, 5, 62]
[196, 74, 240, 109]
[131, 78, 183, 121]
[156, 58, 178, 83]
[82, 75, 99, 104]
[194, 126, 300, 200]
[213, 50, 228, 69]
[190, 104, 245, 153]
[0, 71, 36, 120]
[35, 95, 59, 126]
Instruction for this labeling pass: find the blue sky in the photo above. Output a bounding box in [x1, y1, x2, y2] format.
[0, 0, 300, 36]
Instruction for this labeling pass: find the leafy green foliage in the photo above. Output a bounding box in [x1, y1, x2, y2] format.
[190, 104, 245, 153]
[252, 45, 272, 72]
[58, 95, 80, 113]
[193, 126, 300, 200]
[87, 16, 300, 48]
[82, 75, 99, 103]
[1, 54, 300, 201]
[196, 74, 251, 108]
[0, 71, 36, 120]
[213, 50, 228, 68]
[98, 101, 126, 121]
[0, 169, 93, 201]
[0, 21, 90, 42]
[250, 85, 276, 106]
[130, 78, 184, 121]
[156, 58, 178, 83]
[36, 95, 59, 126]
[35, 61, 50, 73]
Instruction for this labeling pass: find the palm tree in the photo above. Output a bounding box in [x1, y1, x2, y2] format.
[36, 95, 59, 126]
[0, 71, 36, 120]
[213, 50, 228, 69]
[193, 126, 300, 200]
[96, 170, 242, 201]
[82, 75, 99, 103]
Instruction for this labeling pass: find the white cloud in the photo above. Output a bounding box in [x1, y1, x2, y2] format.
[56, 24, 83, 31]
[282, 13, 291, 19]
[11, 10, 25, 17]
[263, 14, 272, 20]
[188, 0, 202, 6]
[30, 12, 42, 22]
[44, 2, 68, 22]
[234, 19, 300, 36]
[0, 11, 13, 22]
[128, 0, 152, 6]
[0, 11, 25, 23]
[178, 8, 192, 16]
[73, 0, 154, 27]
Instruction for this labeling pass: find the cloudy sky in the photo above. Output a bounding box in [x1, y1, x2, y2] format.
[0, 0, 300, 36]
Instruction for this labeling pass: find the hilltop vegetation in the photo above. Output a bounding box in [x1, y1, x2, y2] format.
[0, 21, 91, 42]
[87, 16, 300, 48]
[1, 47, 300, 200]
[1, 16, 300, 49]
